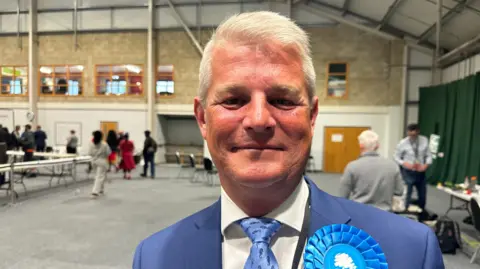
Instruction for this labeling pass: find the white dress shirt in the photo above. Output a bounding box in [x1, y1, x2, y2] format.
[221, 179, 309, 269]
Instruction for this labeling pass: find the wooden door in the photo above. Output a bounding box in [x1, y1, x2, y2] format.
[323, 126, 370, 173]
[100, 121, 118, 139]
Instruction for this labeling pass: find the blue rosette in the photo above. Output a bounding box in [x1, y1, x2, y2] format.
[304, 224, 388, 269]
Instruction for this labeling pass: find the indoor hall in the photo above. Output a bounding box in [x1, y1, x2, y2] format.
[0, 0, 478, 268]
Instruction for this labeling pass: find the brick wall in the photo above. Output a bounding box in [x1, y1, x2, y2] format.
[0, 24, 404, 106]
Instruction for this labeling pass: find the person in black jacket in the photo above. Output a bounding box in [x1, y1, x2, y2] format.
[0, 126, 10, 147]
[106, 130, 119, 172]
[34, 125, 47, 152]
[140, 130, 157, 179]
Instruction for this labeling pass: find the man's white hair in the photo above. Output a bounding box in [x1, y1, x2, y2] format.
[358, 130, 379, 152]
[198, 11, 316, 106]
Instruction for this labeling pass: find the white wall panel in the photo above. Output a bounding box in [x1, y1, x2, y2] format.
[406, 105, 418, 126]
[81, 0, 148, 7]
[201, 4, 240, 25]
[39, 0, 74, 9]
[409, 48, 433, 67]
[268, 3, 290, 18]
[442, 53, 480, 83]
[0, 109, 15, 131]
[38, 109, 147, 155]
[0, 0, 19, 11]
[38, 12, 73, 32]
[241, 3, 269, 12]
[0, 14, 28, 33]
[156, 6, 197, 28]
[292, 8, 334, 25]
[407, 70, 430, 102]
[77, 10, 111, 30]
[113, 9, 148, 29]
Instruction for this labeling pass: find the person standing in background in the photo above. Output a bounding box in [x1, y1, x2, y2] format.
[106, 130, 119, 172]
[140, 130, 157, 179]
[2, 127, 14, 150]
[66, 130, 78, 154]
[20, 124, 35, 162]
[118, 133, 135, 180]
[339, 130, 404, 211]
[0, 126, 11, 149]
[11, 125, 21, 150]
[34, 125, 47, 152]
[394, 123, 432, 212]
[89, 130, 111, 198]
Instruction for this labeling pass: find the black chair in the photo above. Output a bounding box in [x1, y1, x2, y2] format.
[175, 151, 194, 179]
[469, 198, 480, 263]
[189, 154, 203, 183]
[203, 158, 218, 186]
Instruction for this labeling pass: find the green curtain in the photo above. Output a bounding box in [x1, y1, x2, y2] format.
[419, 72, 480, 185]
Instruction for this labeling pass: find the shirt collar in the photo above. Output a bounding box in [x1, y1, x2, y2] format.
[221, 178, 309, 236]
[360, 151, 379, 157]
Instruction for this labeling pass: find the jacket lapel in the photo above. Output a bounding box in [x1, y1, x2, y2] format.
[305, 177, 351, 236]
[185, 200, 223, 269]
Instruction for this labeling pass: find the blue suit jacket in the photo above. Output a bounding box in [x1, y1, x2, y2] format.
[133, 179, 444, 269]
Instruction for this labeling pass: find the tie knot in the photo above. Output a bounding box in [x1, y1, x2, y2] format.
[239, 217, 281, 244]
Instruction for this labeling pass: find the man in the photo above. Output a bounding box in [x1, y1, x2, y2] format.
[66, 130, 78, 154]
[134, 11, 443, 269]
[140, 130, 157, 179]
[339, 130, 404, 211]
[395, 123, 432, 211]
[34, 125, 47, 152]
[20, 124, 35, 162]
[11, 125, 21, 150]
[0, 125, 10, 146]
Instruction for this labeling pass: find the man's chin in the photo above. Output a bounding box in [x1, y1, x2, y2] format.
[232, 172, 287, 189]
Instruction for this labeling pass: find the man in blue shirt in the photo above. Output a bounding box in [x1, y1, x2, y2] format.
[394, 123, 432, 211]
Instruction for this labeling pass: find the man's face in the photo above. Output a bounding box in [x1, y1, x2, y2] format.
[194, 41, 318, 188]
[407, 129, 419, 139]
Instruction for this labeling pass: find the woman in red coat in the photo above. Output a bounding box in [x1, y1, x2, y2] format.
[118, 133, 136, 179]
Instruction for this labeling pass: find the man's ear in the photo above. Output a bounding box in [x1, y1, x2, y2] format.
[310, 96, 319, 131]
[194, 97, 207, 139]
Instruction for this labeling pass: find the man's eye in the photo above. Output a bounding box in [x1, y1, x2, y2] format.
[270, 99, 295, 107]
[222, 98, 246, 108]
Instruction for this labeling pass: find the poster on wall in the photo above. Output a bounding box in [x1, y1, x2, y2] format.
[331, 134, 344, 143]
[55, 122, 82, 146]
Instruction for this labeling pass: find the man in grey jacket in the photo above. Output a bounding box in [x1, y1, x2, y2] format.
[339, 130, 404, 211]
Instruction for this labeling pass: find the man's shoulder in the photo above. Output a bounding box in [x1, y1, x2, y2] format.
[346, 155, 396, 169]
[419, 135, 429, 142]
[399, 137, 410, 144]
[136, 201, 218, 254]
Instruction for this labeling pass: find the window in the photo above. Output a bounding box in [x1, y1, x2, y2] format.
[0, 66, 27, 95]
[39, 65, 84, 96]
[95, 65, 144, 96]
[156, 65, 174, 96]
[326, 63, 348, 99]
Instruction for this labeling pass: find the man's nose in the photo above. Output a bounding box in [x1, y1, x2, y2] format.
[242, 96, 276, 133]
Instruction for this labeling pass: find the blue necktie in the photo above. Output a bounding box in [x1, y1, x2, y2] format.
[239, 217, 282, 269]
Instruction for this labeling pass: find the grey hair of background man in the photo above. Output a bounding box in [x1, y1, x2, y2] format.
[197, 11, 316, 107]
[358, 130, 380, 153]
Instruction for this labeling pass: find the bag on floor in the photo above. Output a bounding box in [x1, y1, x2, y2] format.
[433, 215, 462, 254]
